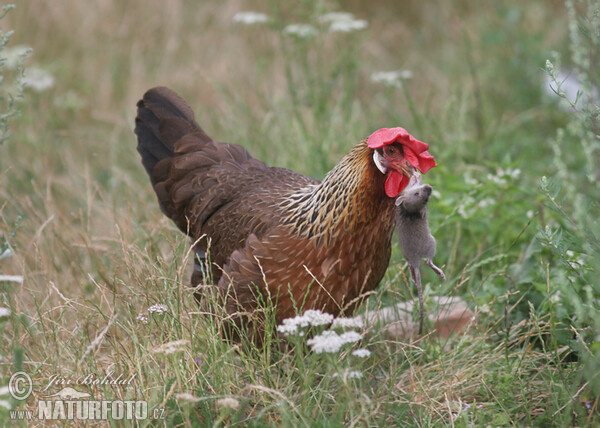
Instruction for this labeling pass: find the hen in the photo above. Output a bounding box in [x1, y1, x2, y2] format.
[134, 87, 437, 329]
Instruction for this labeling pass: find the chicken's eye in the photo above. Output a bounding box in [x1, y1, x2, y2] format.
[387, 147, 395, 155]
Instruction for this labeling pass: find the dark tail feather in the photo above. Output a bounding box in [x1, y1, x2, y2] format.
[134, 86, 213, 184]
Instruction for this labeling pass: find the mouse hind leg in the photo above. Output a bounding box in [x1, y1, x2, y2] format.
[426, 259, 446, 280]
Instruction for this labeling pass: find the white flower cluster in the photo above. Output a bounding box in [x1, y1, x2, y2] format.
[476, 197, 496, 209]
[135, 313, 148, 324]
[486, 167, 521, 186]
[457, 196, 476, 219]
[1, 45, 54, 93]
[0, 45, 31, 69]
[329, 19, 368, 33]
[331, 316, 363, 329]
[351, 348, 371, 358]
[232, 11, 268, 25]
[277, 309, 334, 336]
[370, 70, 413, 88]
[136, 303, 168, 324]
[347, 370, 363, 379]
[332, 369, 364, 380]
[318, 12, 367, 33]
[0, 307, 11, 318]
[306, 330, 361, 354]
[148, 303, 169, 314]
[283, 23, 318, 38]
[565, 250, 587, 269]
[22, 68, 55, 92]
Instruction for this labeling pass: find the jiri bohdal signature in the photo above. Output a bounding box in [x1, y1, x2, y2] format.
[43, 371, 137, 392]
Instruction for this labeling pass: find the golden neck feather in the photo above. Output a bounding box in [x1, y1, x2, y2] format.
[280, 140, 394, 246]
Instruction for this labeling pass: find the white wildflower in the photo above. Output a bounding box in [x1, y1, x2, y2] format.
[509, 168, 521, 179]
[331, 316, 363, 329]
[216, 397, 240, 411]
[351, 348, 371, 358]
[278, 309, 333, 335]
[277, 322, 298, 336]
[432, 189, 442, 199]
[307, 330, 344, 353]
[302, 309, 334, 326]
[232, 11, 268, 25]
[329, 19, 367, 33]
[0, 308, 11, 318]
[283, 24, 318, 38]
[318, 12, 355, 24]
[148, 303, 168, 314]
[496, 167, 521, 179]
[458, 196, 475, 219]
[526, 210, 534, 219]
[347, 370, 363, 379]
[339, 331, 362, 343]
[486, 173, 507, 186]
[136, 313, 148, 324]
[550, 291, 561, 304]
[477, 197, 495, 209]
[0, 45, 31, 70]
[370, 70, 412, 88]
[0, 386, 9, 396]
[0, 400, 10, 410]
[176, 392, 200, 402]
[307, 329, 361, 353]
[152, 339, 189, 355]
[22, 67, 54, 92]
[0, 248, 13, 260]
[317, 11, 367, 33]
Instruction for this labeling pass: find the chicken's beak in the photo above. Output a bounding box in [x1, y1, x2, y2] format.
[393, 161, 417, 179]
[373, 151, 418, 182]
[396, 162, 412, 177]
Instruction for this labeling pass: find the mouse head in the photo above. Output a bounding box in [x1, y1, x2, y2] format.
[395, 183, 432, 213]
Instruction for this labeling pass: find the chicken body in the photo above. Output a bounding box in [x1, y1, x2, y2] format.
[135, 87, 412, 326]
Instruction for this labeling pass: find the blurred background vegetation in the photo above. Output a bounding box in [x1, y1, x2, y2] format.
[0, 0, 599, 425]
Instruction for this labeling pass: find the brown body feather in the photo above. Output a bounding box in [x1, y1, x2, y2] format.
[135, 87, 396, 326]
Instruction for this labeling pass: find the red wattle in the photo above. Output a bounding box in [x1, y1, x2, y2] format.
[384, 170, 409, 198]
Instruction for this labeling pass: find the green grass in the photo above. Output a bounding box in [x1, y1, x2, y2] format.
[0, 0, 598, 425]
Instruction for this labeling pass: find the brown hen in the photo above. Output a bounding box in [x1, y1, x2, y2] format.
[134, 87, 436, 329]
